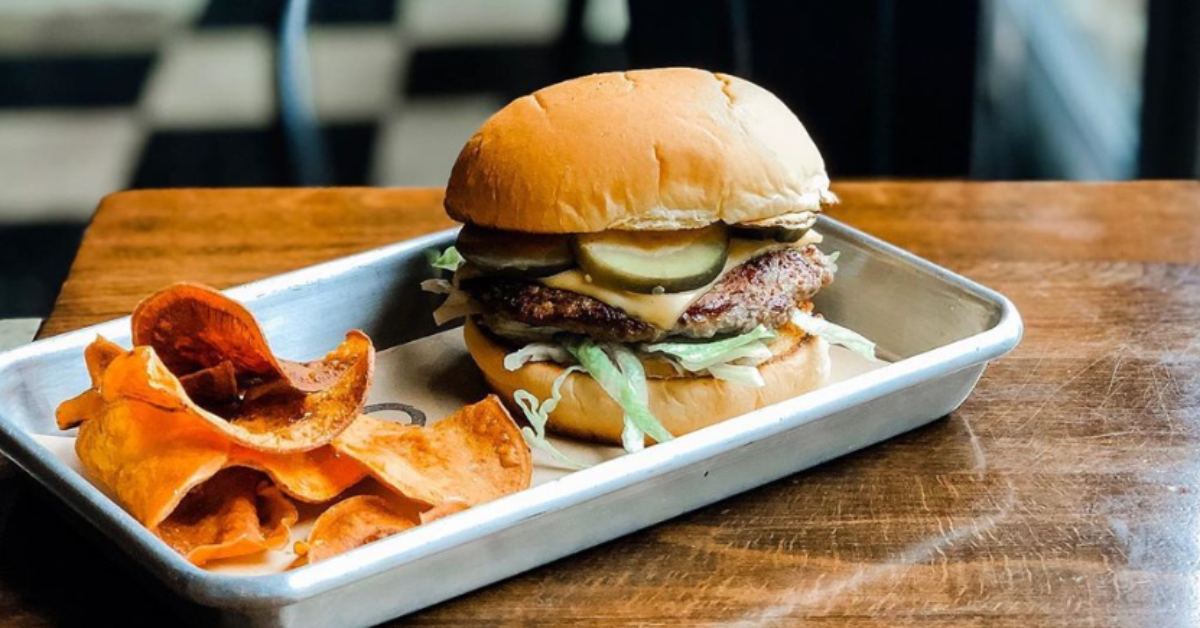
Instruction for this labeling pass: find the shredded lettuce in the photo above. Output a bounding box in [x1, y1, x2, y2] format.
[612, 346, 651, 452]
[621, 415, 645, 452]
[513, 366, 588, 469]
[503, 343, 572, 371]
[420, 278, 452, 294]
[428, 246, 465, 272]
[790, 310, 878, 361]
[706, 363, 765, 387]
[565, 339, 673, 451]
[643, 325, 774, 371]
[641, 325, 776, 386]
[430, 285, 477, 325]
[423, 250, 474, 324]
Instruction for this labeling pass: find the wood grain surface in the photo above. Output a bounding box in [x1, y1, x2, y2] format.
[7, 181, 1200, 626]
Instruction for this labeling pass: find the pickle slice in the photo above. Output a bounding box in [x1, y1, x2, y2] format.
[455, 225, 574, 277]
[573, 224, 729, 293]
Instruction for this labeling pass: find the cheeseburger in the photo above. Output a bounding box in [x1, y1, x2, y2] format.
[428, 67, 870, 457]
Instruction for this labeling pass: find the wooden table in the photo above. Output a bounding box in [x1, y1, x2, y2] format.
[7, 182, 1199, 625]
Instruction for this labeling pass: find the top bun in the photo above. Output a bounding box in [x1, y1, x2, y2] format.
[444, 67, 835, 233]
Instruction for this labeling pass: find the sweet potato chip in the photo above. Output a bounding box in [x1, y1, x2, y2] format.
[56, 390, 105, 431]
[74, 398, 354, 564]
[332, 395, 531, 508]
[178, 360, 238, 409]
[131, 283, 365, 394]
[56, 336, 127, 430]
[85, 335, 124, 385]
[230, 445, 367, 503]
[420, 499, 470, 524]
[298, 495, 420, 564]
[99, 337, 372, 453]
[156, 468, 298, 566]
[75, 399, 229, 527]
[57, 283, 539, 572]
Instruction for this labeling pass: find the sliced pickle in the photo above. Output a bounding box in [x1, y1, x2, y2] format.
[573, 224, 729, 293]
[455, 225, 574, 277]
[731, 211, 818, 242]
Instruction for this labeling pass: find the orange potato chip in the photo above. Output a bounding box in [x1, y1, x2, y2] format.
[332, 395, 531, 508]
[56, 336, 127, 430]
[420, 499, 470, 524]
[85, 335, 124, 385]
[230, 445, 367, 503]
[299, 495, 420, 565]
[131, 283, 365, 394]
[56, 389, 105, 431]
[99, 337, 372, 453]
[73, 397, 348, 564]
[59, 284, 537, 571]
[75, 399, 230, 528]
[156, 468, 298, 566]
[178, 360, 238, 409]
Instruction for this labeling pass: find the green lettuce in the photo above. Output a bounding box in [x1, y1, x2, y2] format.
[790, 310, 878, 360]
[513, 366, 588, 469]
[565, 339, 673, 452]
[705, 363, 766, 387]
[428, 246, 465, 271]
[642, 325, 775, 373]
[503, 343, 571, 371]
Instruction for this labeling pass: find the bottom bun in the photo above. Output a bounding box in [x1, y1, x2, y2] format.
[463, 317, 831, 445]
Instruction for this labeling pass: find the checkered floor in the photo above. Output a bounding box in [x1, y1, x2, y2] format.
[0, 0, 628, 317]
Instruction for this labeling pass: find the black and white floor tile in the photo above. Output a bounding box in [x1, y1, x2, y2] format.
[0, 0, 629, 318]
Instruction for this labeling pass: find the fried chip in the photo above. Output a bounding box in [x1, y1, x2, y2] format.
[75, 399, 229, 527]
[56, 336, 127, 430]
[332, 395, 531, 508]
[178, 360, 238, 408]
[73, 390, 365, 519]
[85, 335, 124, 384]
[156, 468, 298, 566]
[56, 389, 105, 431]
[131, 283, 365, 394]
[231, 445, 367, 503]
[99, 338, 372, 453]
[73, 398, 348, 565]
[299, 495, 420, 564]
[58, 283, 537, 571]
[420, 499, 470, 524]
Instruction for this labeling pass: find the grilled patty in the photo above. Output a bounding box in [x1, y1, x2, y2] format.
[465, 245, 833, 343]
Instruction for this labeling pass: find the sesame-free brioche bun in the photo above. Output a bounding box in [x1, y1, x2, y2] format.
[445, 67, 835, 233]
[463, 317, 830, 445]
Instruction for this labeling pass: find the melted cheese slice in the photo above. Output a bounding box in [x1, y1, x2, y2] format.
[539, 231, 823, 330]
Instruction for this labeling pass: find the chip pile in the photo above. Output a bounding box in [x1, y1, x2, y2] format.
[56, 283, 532, 568]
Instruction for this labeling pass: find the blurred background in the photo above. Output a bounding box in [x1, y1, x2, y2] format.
[0, 0, 1196, 325]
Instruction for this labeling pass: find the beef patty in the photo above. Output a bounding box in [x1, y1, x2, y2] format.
[465, 245, 833, 343]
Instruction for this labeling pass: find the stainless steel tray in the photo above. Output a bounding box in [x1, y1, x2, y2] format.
[0, 216, 1021, 626]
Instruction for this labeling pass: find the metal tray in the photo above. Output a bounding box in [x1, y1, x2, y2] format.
[0, 216, 1021, 626]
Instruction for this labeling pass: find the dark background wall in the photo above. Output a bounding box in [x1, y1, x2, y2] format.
[0, 0, 1192, 320]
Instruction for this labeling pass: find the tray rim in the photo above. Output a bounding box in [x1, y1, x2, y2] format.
[0, 217, 1022, 608]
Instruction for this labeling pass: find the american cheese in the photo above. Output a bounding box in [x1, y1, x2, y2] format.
[539, 231, 823, 330]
